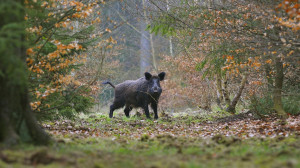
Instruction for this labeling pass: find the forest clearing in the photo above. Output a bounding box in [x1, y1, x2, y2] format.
[0, 0, 299, 167]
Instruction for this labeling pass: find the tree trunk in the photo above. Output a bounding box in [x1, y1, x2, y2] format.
[216, 71, 223, 109]
[222, 74, 231, 107]
[0, 82, 51, 145]
[139, 19, 151, 76]
[166, 0, 174, 57]
[273, 57, 287, 118]
[226, 74, 248, 113]
[142, 0, 157, 71]
[0, 112, 19, 145]
[149, 33, 157, 70]
[0, 0, 51, 146]
[264, 62, 273, 92]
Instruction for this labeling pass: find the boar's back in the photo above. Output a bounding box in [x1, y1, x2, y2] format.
[114, 78, 149, 108]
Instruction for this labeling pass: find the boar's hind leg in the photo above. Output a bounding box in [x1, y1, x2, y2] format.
[151, 103, 158, 119]
[109, 102, 124, 118]
[124, 106, 132, 118]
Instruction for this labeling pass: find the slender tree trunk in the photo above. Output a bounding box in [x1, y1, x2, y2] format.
[169, 36, 174, 57]
[222, 74, 231, 107]
[226, 74, 248, 113]
[166, 0, 174, 57]
[149, 33, 157, 70]
[273, 57, 287, 118]
[142, 0, 157, 71]
[264, 60, 273, 92]
[265, 64, 274, 97]
[216, 71, 223, 109]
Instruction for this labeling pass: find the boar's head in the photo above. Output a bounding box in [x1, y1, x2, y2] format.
[144, 72, 165, 94]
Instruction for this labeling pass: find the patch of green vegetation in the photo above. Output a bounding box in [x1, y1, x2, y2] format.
[2, 135, 300, 168]
[248, 93, 300, 116]
[2, 113, 300, 168]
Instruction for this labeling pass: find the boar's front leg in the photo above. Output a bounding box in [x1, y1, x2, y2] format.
[151, 103, 158, 119]
[143, 103, 151, 119]
[124, 105, 132, 118]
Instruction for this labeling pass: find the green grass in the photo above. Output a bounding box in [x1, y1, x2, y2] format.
[2, 135, 300, 168]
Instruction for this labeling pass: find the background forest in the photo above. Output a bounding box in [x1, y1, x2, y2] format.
[19, 0, 299, 119]
[0, 0, 299, 167]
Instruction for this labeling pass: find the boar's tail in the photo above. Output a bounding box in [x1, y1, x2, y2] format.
[102, 81, 115, 88]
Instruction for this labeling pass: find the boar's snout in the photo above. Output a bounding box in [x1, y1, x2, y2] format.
[152, 85, 162, 93]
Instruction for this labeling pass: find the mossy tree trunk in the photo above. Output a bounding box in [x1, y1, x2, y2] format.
[0, 0, 51, 146]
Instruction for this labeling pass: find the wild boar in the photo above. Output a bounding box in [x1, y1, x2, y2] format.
[102, 72, 166, 119]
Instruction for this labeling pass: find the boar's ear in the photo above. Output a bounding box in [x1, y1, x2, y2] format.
[145, 72, 152, 80]
[158, 72, 166, 81]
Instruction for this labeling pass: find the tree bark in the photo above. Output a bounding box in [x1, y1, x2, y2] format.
[273, 57, 287, 118]
[226, 74, 248, 113]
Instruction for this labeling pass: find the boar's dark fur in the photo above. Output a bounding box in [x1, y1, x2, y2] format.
[103, 72, 166, 119]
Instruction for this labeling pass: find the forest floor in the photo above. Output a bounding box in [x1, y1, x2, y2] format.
[1, 110, 300, 168]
